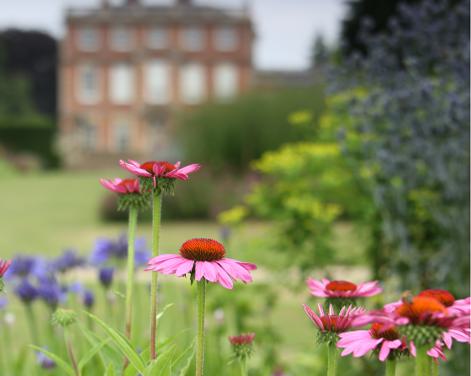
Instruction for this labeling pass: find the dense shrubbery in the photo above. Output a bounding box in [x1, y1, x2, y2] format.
[175, 86, 324, 174]
[243, 91, 374, 272]
[334, 0, 470, 297]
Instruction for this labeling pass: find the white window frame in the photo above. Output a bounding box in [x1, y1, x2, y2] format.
[145, 59, 171, 104]
[76, 64, 101, 104]
[179, 63, 206, 104]
[147, 27, 169, 49]
[110, 26, 134, 52]
[109, 63, 135, 104]
[213, 63, 238, 100]
[214, 26, 238, 51]
[77, 27, 100, 52]
[180, 27, 204, 51]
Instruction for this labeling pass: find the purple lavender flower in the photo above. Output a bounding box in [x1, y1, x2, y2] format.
[5, 256, 38, 279]
[52, 250, 85, 273]
[37, 280, 64, 309]
[36, 350, 56, 369]
[98, 267, 114, 288]
[67, 282, 84, 294]
[82, 290, 95, 309]
[90, 235, 150, 267]
[15, 279, 38, 304]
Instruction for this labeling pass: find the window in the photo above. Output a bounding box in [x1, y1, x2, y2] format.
[77, 27, 99, 51]
[77, 119, 97, 151]
[109, 64, 135, 104]
[180, 64, 206, 104]
[110, 27, 133, 51]
[77, 64, 100, 104]
[180, 27, 204, 51]
[113, 120, 130, 152]
[214, 27, 237, 51]
[147, 27, 168, 49]
[145, 60, 171, 104]
[214, 63, 238, 99]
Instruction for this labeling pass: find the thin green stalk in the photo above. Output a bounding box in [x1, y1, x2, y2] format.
[64, 329, 80, 376]
[386, 359, 396, 376]
[25, 304, 40, 344]
[327, 343, 338, 376]
[149, 192, 162, 359]
[431, 360, 439, 376]
[3, 318, 12, 374]
[124, 206, 138, 341]
[239, 357, 248, 376]
[196, 280, 206, 376]
[415, 346, 430, 376]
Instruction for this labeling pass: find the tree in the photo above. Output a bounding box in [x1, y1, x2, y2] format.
[0, 29, 57, 117]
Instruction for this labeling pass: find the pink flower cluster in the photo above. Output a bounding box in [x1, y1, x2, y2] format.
[100, 159, 201, 195]
[303, 277, 471, 363]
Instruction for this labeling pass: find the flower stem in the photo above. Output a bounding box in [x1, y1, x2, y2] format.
[327, 343, 338, 376]
[64, 329, 80, 376]
[415, 346, 430, 376]
[196, 280, 206, 376]
[149, 192, 162, 360]
[25, 304, 40, 344]
[239, 357, 248, 376]
[123, 206, 138, 369]
[386, 359, 396, 376]
[431, 360, 439, 376]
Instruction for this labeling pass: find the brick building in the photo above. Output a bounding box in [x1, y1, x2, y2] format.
[59, 0, 254, 166]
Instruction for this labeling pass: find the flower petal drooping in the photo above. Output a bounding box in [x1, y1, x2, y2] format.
[145, 238, 256, 289]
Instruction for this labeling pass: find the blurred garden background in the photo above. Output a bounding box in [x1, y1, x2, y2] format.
[0, 0, 469, 375]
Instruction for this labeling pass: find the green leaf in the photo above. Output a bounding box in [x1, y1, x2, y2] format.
[143, 345, 175, 376]
[104, 363, 116, 376]
[78, 336, 110, 371]
[172, 339, 195, 369]
[81, 326, 117, 371]
[177, 342, 195, 376]
[156, 303, 174, 322]
[85, 312, 146, 373]
[30, 345, 76, 376]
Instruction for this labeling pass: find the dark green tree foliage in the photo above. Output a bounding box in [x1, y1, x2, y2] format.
[341, 0, 421, 55]
[336, 0, 470, 295]
[175, 86, 324, 174]
[0, 29, 57, 117]
[0, 29, 59, 167]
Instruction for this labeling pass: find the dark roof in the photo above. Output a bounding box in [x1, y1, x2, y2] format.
[66, 2, 252, 25]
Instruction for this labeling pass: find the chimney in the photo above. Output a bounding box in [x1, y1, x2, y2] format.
[101, 0, 109, 8]
[126, 0, 140, 5]
[177, 0, 192, 5]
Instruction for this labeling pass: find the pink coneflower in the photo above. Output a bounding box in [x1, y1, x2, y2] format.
[99, 178, 140, 194]
[337, 323, 405, 361]
[229, 333, 256, 374]
[304, 304, 368, 376]
[229, 333, 256, 346]
[303, 304, 368, 334]
[0, 259, 12, 277]
[145, 238, 256, 289]
[307, 278, 382, 299]
[120, 159, 200, 186]
[381, 295, 470, 350]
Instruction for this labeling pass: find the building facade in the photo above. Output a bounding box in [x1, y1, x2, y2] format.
[59, 0, 254, 166]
